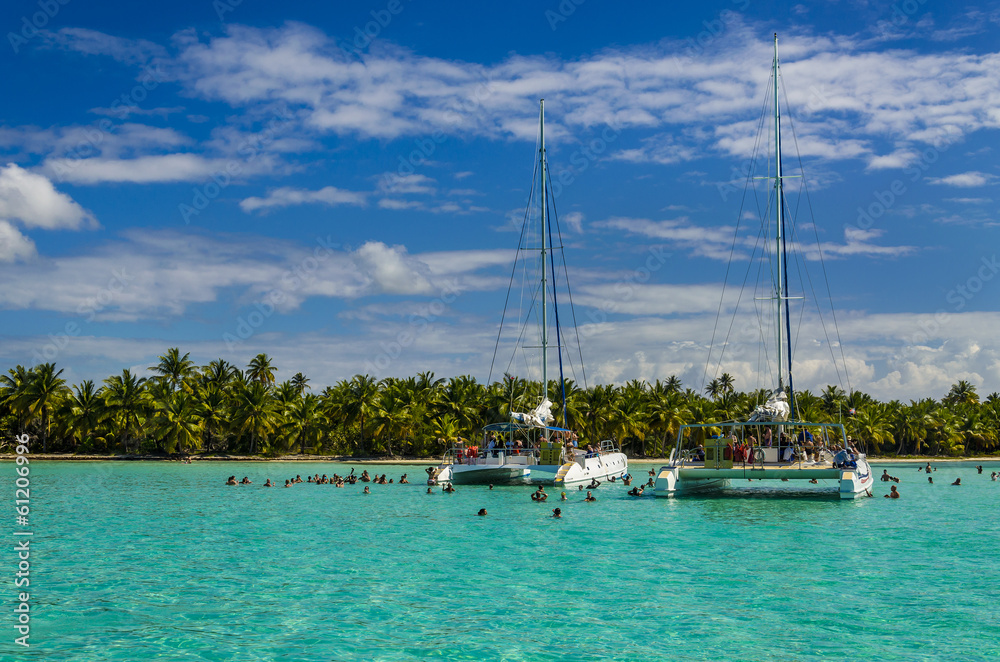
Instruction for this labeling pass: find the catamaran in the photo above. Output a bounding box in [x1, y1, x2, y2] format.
[653, 35, 873, 499]
[432, 100, 628, 487]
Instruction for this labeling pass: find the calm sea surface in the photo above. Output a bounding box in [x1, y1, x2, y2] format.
[2, 460, 998, 661]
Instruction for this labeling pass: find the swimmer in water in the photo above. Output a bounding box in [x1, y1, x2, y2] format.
[240, 477, 252, 484]
[363, 486, 370, 494]
[884, 485, 900, 499]
[560, 491, 567, 501]
[426, 487, 434, 494]
[284, 479, 292, 488]
[552, 508, 562, 518]
[808, 478, 818, 484]
[443, 484, 455, 493]
[584, 491, 596, 502]
[477, 508, 487, 516]
[928, 476, 933, 484]
[952, 478, 961, 486]
[225, 476, 237, 485]
[628, 486, 643, 496]
[399, 474, 409, 484]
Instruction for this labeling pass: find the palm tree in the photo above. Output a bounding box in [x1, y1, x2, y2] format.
[945, 380, 979, 406]
[149, 391, 202, 454]
[0, 365, 33, 436]
[195, 384, 228, 452]
[246, 353, 277, 386]
[201, 359, 237, 387]
[705, 378, 722, 400]
[149, 348, 196, 391]
[291, 372, 310, 394]
[103, 369, 149, 453]
[286, 393, 322, 454]
[18, 363, 70, 452]
[231, 381, 279, 454]
[66, 380, 106, 450]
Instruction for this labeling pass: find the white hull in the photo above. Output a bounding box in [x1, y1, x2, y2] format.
[435, 463, 531, 486]
[551, 452, 628, 487]
[653, 456, 875, 499]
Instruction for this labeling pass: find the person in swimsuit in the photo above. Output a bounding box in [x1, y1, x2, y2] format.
[885, 485, 900, 499]
[584, 491, 596, 502]
[478, 509, 487, 516]
[552, 508, 562, 518]
[225, 476, 237, 485]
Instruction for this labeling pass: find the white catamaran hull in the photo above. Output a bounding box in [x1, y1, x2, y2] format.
[653, 457, 875, 499]
[547, 452, 629, 487]
[435, 463, 531, 485]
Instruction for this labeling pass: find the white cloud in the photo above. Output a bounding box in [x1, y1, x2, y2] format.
[928, 171, 996, 187]
[0, 164, 96, 230]
[0, 221, 36, 263]
[562, 211, 584, 233]
[352, 242, 433, 296]
[239, 186, 367, 213]
[41, 154, 258, 185]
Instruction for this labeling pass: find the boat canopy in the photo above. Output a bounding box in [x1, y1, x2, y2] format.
[483, 422, 571, 433]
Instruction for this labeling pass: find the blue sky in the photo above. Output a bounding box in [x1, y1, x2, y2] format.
[1, 0, 998, 400]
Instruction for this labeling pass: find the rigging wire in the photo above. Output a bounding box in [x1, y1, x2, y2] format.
[702, 70, 774, 392]
[780, 82, 853, 394]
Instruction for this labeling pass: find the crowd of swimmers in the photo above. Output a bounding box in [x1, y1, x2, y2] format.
[226, 461, 997, 504]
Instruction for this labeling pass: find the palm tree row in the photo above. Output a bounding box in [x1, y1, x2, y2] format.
[1, 351, 998, 457]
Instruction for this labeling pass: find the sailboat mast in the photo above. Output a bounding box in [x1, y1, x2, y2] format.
[772, 35, 785, 394]
[539, 99, 549, 400]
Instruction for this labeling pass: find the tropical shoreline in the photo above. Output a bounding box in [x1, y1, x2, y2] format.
[3, 454, 996, 464]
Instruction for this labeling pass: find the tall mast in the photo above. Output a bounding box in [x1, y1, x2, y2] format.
[773, 34, 785, 393]
[773, 34, 795, 417]
[539, 100, 549, 400]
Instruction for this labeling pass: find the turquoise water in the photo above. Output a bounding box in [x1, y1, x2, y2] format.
[3, 460, 999, 661]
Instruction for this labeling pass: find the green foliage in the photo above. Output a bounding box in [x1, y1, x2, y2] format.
[6, 356, 997, 459]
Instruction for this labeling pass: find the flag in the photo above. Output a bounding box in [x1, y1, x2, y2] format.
[848, 408, 856, 415]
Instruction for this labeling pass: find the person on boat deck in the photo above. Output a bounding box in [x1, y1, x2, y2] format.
[803, 437, 814, 460]
[584, 491, 596, 502]
[486, 436, 496, 457]
[763, 428, 773, 447]
[885, 485, 900, 499]
[694, 445, 705, 462]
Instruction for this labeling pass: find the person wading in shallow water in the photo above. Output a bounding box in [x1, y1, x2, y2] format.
[884, 485, 900, 499]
